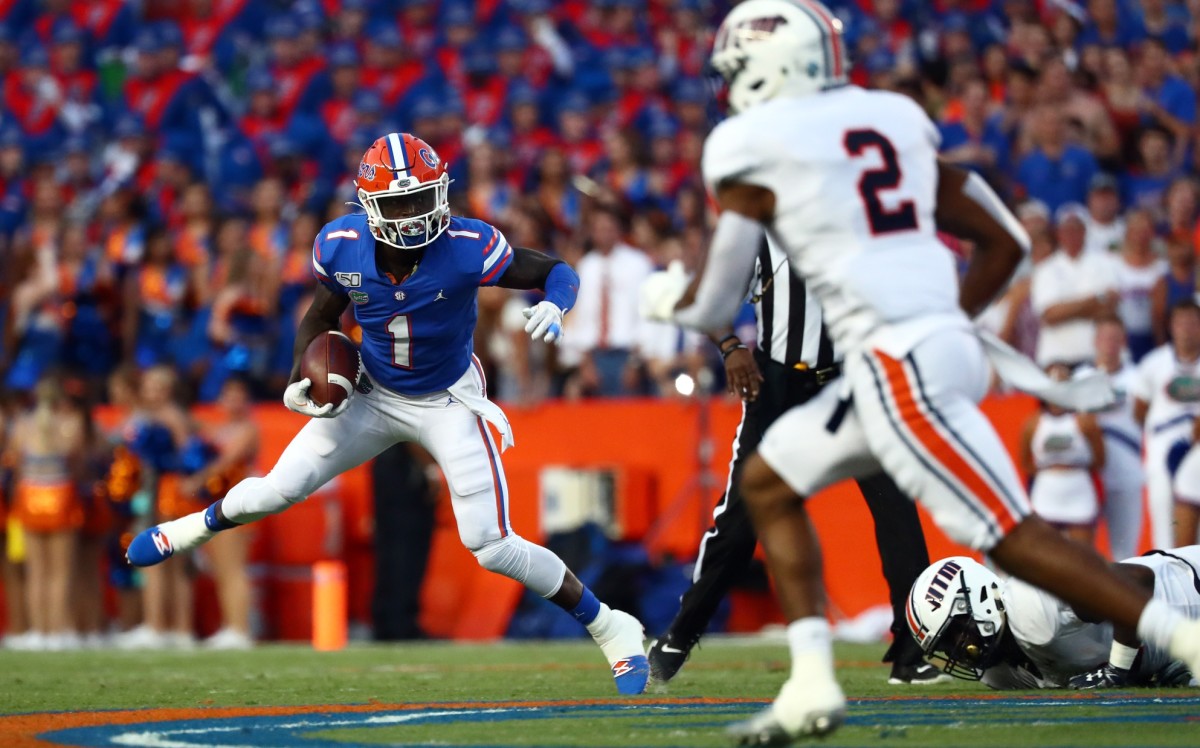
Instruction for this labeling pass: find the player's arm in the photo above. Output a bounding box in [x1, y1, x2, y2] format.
[496, 247, 580, 344]
[1068, 562, 1155, 689]
[650, 182, 769, 331]
[288, 284, 350, 386]
[934, 162, 1030, 318]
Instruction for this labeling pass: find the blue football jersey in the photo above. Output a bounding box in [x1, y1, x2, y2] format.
[311, 213, 514, 395]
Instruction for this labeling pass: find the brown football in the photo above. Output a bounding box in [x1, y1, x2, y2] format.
[300, 331, 360, 408]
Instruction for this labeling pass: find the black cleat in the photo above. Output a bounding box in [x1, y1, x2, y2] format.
[888, 661, 953, 685]
[648, 632, 699, 684]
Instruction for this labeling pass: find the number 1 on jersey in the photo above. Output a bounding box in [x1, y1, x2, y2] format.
[387, 315, 413, 369]
[843, 129, 918, 236]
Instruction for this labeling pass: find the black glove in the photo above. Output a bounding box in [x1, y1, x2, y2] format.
[1068, 663, 1131, 690]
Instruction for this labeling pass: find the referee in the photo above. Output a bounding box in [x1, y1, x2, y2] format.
[648, 235, 945, 685]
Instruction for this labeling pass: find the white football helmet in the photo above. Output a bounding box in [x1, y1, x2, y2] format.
[906, 557, 1008, 680]
[710, 0, 848, 114]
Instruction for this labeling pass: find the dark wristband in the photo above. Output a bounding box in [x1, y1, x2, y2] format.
[721, 343, 747, 360]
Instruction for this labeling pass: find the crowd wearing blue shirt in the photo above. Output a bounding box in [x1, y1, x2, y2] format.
[0, 0, 1199, 406]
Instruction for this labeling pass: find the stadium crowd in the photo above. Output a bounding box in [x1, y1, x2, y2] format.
[4, 0, 1200, 649]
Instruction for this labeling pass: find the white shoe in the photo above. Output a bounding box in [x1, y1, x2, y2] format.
[81, 632, 110, 649]
[114, 625, 169, 650]
[45, 631, 83, 651]
[203, 627, 254, 650]
[3, 632, 33, 650]
[589, 609, 649, 695]
[728, 677, 846, 745]
[166, 631, 197, 650]
[23, 632, 49, 651]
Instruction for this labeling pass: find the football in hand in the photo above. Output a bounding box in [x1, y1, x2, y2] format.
[300, 331, 360, 408]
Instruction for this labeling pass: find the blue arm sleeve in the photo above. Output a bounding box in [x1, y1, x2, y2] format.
[544, 262, 580, 314]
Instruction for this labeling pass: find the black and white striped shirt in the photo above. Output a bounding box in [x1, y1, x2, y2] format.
[754, 235, 837, 369]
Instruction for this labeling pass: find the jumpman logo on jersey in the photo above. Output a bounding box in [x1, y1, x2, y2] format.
[435, 289, 448, 301]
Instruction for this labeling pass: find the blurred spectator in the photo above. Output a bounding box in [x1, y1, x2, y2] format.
[1037, 57, 1119, 162]
[1017, 106, 1098, 213]
[1150, 237, 1197, 346]
[938, 78, 1009, 180]
[6, 376, 85, 650]
[1083, 173, 1125, 254]
[1123, 125, 1182, 218]
[1090, 316, 1146, 562]
[1165, 177, 1198, 245]
[1113, 209, 1168, 361]
[1136, 39, 1196, 161]
[122, 226, 189, 370]
[137, 365, 197, 649]
[189, 377, 257, 649]
[1018, 362, 1105, 548]
[1031, 204, 1119, 367]
[562, 207, 654, 397]
[1100, 47, 1143, 157]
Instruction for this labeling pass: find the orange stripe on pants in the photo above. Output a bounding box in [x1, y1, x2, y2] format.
[874, 352, 1019, 536]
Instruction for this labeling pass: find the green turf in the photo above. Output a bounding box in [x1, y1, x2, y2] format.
[1, 640, 1195, 747]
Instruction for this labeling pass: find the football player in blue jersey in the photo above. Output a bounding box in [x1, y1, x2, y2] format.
[126, 132, 650, 694]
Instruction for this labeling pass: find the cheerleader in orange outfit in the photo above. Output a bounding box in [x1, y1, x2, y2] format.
[74, 398, 114, 648]
[0, 400, 31, 649]
[7, 378, 86, 650]
[185, 378, 259, 649]
[139, 366, 200, 649]
[1018, 364, 1108, 547]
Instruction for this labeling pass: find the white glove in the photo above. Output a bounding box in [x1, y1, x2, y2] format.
[639, 260, 691, 322]
[283, 378, 350, 418]
[522, 301, 564, 343]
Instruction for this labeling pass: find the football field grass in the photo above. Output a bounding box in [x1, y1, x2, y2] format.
[1, 638, 1196, 747]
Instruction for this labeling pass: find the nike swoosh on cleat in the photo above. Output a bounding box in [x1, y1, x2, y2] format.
[659, 645, 685, 654]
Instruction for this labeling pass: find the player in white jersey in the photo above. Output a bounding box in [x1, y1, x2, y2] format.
[1133, 300, 1200, 549]
[906, 552, 1200, 690]
[1087, 317, 1146, 560]
[639, 1, 1200, 742]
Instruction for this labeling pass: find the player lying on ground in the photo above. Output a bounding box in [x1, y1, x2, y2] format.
[126, 132, 649, 694]
[908, 550, 1200, 689]
[640, 0, 1200, 742]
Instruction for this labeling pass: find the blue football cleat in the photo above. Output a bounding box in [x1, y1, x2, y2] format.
[612, 655, 650, 695]
[126, 527, 175, 567]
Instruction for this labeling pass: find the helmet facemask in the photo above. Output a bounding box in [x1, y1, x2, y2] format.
[924, 572, 1007, 681]
[359, 173, 450, 250]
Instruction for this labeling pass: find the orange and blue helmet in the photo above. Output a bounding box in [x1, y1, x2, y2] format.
[354, 132, 450, 250]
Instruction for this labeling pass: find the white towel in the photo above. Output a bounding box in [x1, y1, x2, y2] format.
[977, 329, 1116, 411]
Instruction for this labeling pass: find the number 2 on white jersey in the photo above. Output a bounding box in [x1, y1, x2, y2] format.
[843, 128, 918, 236]
[387, 315, 413, 369]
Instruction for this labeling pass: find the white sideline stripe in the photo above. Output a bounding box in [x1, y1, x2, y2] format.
[110, 710, 509, 747]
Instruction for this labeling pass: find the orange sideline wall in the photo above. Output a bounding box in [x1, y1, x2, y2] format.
[2, 393, 1152, 640]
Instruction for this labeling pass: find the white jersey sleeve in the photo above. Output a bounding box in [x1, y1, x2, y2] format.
[701, 115, 773, 193]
